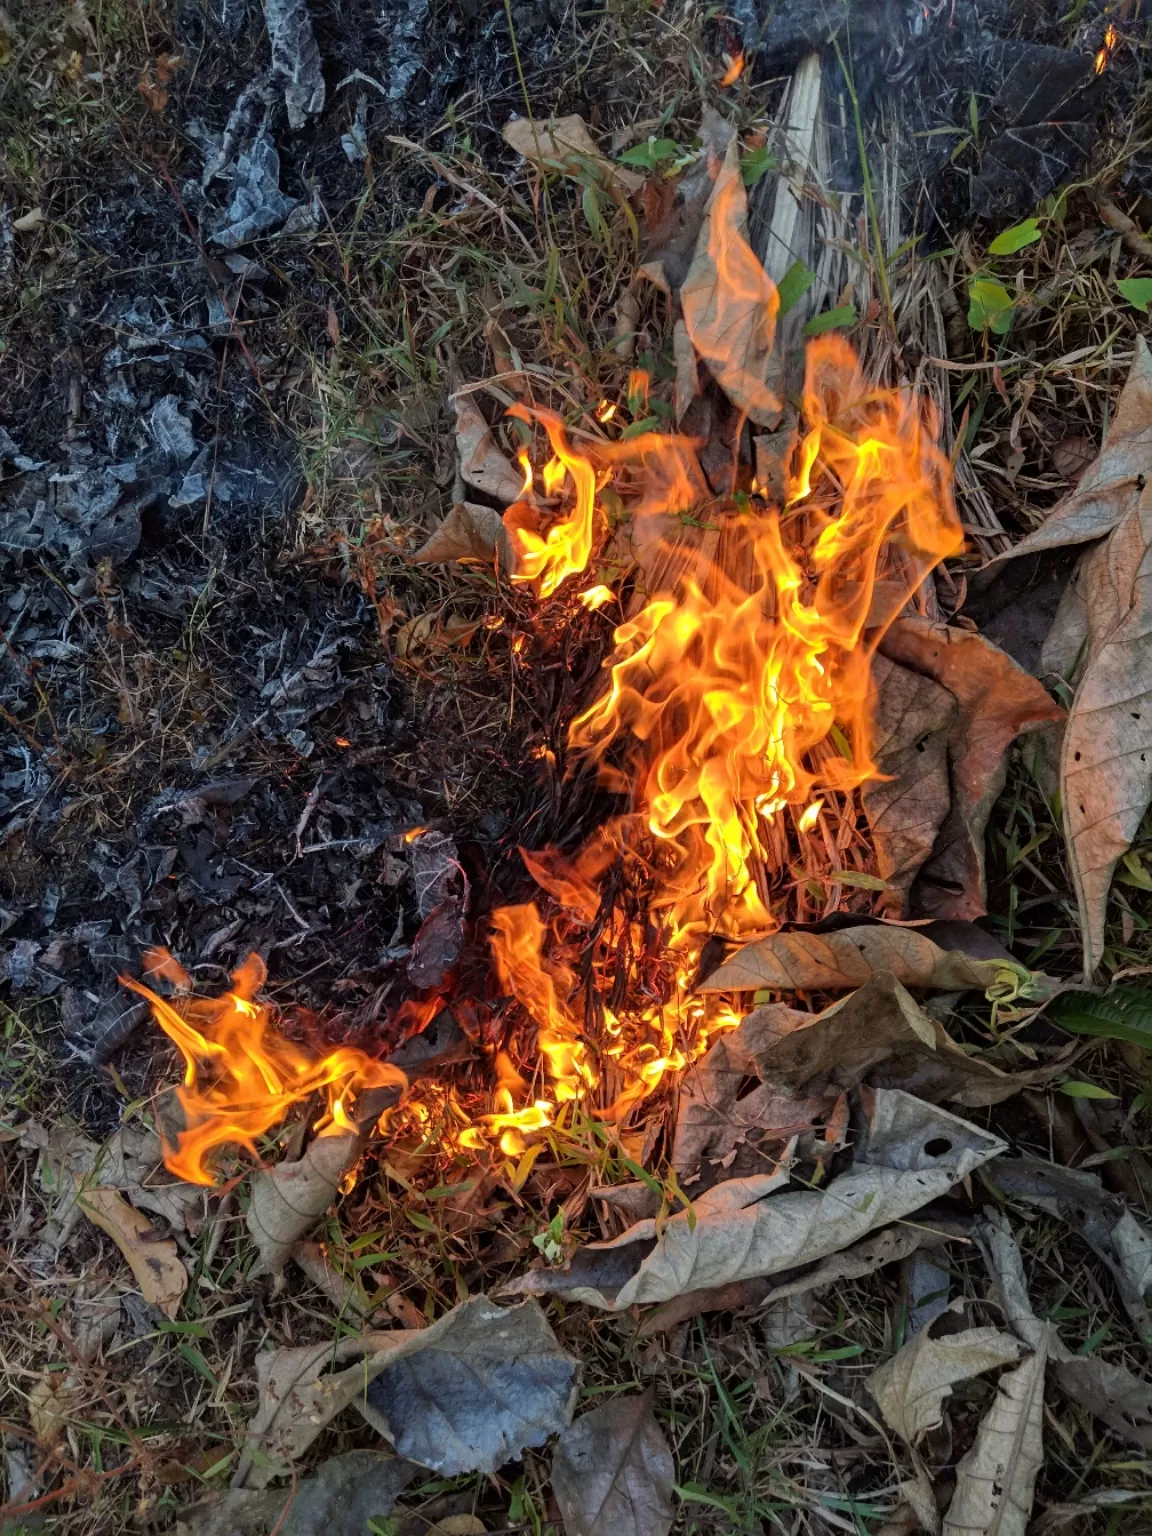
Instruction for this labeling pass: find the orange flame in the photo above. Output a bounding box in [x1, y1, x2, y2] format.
[121, 954, 406, 1184]
[720, 52, 744, 86]
[1095, 23, 1117, 73]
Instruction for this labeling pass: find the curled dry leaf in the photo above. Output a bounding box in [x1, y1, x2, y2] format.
[989, 1157, 1152, 1346]
[178, 1450, 417, 1536]
[507, 1091, 1004, 1309]
[760, 1222, 946, 1310]
[979, 336, 1152, 567]
[869, 1305, 1022, 1445]
[502, 114, 644, 198]
[751, 972, 1064, 1109]
[942, 1335, 1047, 1536]
[977, 1208, 1152, 1451]
[411, 502, 509, 568]
[879, 618, 1065, 919]
[862, 656, 956, 915]
[238, 1295, 577, 1486]
[453, 394, 525, 506]
[1062, 479, 1152, 974]
[551, 1393, 675, 1536]
[679, 138, 781, 428]
[700, 924, 1026, 996]
[78, 1188, 187, 1320]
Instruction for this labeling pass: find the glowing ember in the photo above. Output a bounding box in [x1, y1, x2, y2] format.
[122, 954, 406, 1184]
[1095, 23, 1117, 73]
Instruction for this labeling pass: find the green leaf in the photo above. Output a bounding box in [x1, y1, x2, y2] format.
[967, 277, 1015, 334]
[776, 260, 816, 316]
[1060, 1080, 1118, 1100]
[620, 415, 661, 440]
[803, 304, 857, 337]
[1117, 277, 1152, 314]
[810, 1343, 866, 1361]
[827, 869, 892, 891]
[988, 218, 1043, 255]
[740, 145, 776, 187]
[618, 137, 680, 170]
[1046, 986, 1152, 1047]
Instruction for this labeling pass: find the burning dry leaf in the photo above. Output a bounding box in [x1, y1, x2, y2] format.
[862, 656, 956, 915]
[978, 1209, 1152, 1451]
[1062, 480, 1152, 973]
[453, 394, 525, 506]
[751, 972, 1062, 1108]
[507, 1092, 1004, 1309]
[879, 618, 1065, 919]
[551, 1393, 675, 1536]
[78, 1187, 187, 1319]
[239, 1296, 576, 1486]
[502, 114, 644, 198]
[942, 1336, 1047, 1536]
[411, 502, 509, 568]
[980, 336, 1152, 567]
[680, 138, 781, 428]
[869, 1305, 1022, 1445]
[699, 924, 1028, 996]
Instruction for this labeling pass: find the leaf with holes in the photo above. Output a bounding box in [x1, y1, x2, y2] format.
[506, 1092, 1004, 1308]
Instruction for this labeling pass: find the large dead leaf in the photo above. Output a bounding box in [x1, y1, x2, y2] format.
[679, 138, 781, 428]
[869, 1305, 1022, 1445]
[979, 336, 1152, 567]
[699, 924, 1027, 996]
[78, 1187, 187, 1319]
[879, 618, 1065, 919]
[452, 394, 525, 506]
[502, 115, 643, 198]
[551, 1394, 675, 1536]
[238, 1296, 577, 1487]
[978, 1209, 1152, 1451]
[862, 656, 957, 916]
[507, 1091, 1004, 1309]
[760, 1223, 939, 1309]
[942, 1336, 1047, 1536]
[412, 502, 509, 568]
[1061, 480, 1152, 973]
[751, 972, 1063, 1109]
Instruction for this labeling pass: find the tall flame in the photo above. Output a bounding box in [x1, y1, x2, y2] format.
[121, 954, 406, 1184]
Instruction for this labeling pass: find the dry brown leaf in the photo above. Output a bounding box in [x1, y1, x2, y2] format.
[942, 1336, 1047, 1536]
[248, 1127, 365, 1275]
[551, 1394, 675, 1536]
[869, 1307, 1022, 1445]
[753, 972, 1060, 1109]
[507, 1091, 1004, 1309]
[863, 656, 957, 915]
[680, 138, 781, 428]
[1061, 480, 1152, 973]
[79, 1187, 187, 1319]
[760, 1224, 942, 1310]
[453, 394, 524, 505]
[238, 1295, 577, 1487]
[411, 502, 509, 568]
[28, 1371, 76, 1447]
[671, 999, 826, 1179]
[699, 924, 1022, 996]
[501, 114, 643, 197]
[429, 1520, 486, 1536]
[978, 1209, 1152, 1451]
[981, 336, 1152, 567]
[638, 109, 733, 299]
[879, 618, 1065, 919]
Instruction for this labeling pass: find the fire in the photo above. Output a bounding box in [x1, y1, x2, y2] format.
[719, 52, 744, 86]
[121, 954, 406, 1184]
[1095, 23, 1117, 73]
[131, 134, 964, 1182]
